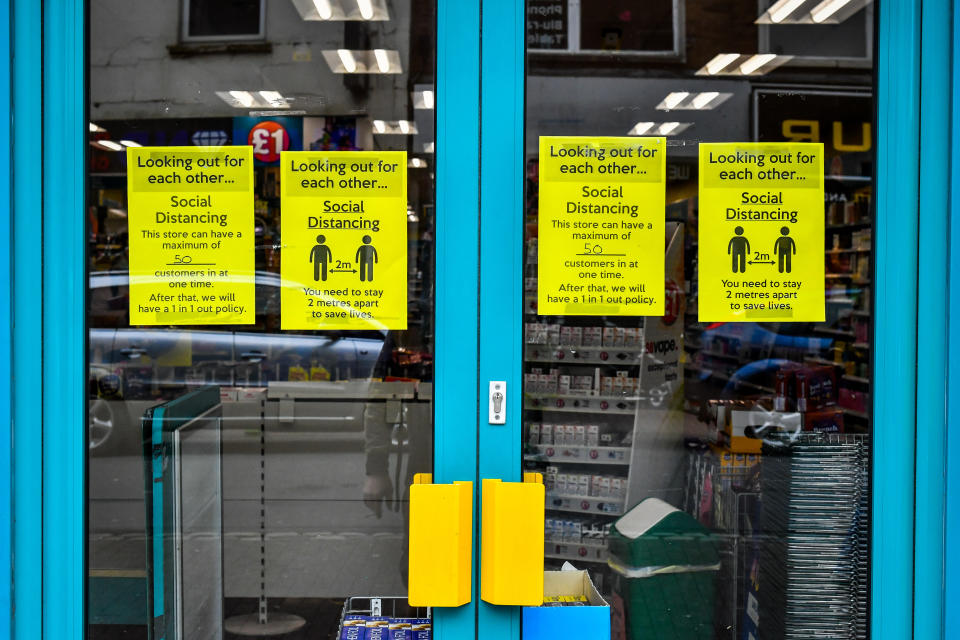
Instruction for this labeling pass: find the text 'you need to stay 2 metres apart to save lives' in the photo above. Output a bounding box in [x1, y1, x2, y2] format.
[538, 136, 667, 316]
[281, 150, 408, 330]
[127, 146, 256, 325]
[698, 142, 825, 323]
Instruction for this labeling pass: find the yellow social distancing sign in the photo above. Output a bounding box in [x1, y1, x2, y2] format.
[538, 136, 666, 316]
[127, 146, 255, 325]
[698, 142, 824, 322]
[280, 151, 407, 330]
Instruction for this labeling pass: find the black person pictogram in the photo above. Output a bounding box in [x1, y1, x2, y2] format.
[728, 226, 750, 273]
[774, 226, 796, 273]
[356, 235, 378, 282]
[309, 235, 333, 281]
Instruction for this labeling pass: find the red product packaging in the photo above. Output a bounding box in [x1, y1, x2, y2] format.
[796, 366, 837, 412]
[803, 408, 845, 433]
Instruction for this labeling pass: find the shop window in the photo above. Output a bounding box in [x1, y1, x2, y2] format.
[182, 0, 265, 41]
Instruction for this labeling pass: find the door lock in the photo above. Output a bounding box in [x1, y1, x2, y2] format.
[489, 381, 506, 424]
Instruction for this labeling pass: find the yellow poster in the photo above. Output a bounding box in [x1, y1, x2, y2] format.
[698, 143, 824, 322]
[538, 136, 666, 316]
[127, 146, 255, 325]
[280, 151, 407, 330]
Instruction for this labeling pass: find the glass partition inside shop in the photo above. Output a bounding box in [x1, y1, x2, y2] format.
[523, 1, 875, 639]
[87, 1, 436, 637]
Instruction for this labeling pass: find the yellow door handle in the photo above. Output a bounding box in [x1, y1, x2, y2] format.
[408, 473, 473, 607]
[480, 473, 545, 606]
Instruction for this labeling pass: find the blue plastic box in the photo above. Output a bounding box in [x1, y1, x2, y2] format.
[522, 570, 611, 640]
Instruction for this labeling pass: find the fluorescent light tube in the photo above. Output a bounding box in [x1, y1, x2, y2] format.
[357, 0, 374, 19]
[398, 120, 410, 134]
[768, 0, 807, 22]
[374, 49, 390, 73]
[631, 122, 655, 135]
[693, 92, 720, 109]
[658, 122, 680, 135]
[422, 90, 434, 109]
[89, 122, 105, 132]
[337, 49, 357, 73]
[663, 92, 689, 110]
[312, 0, 333, 19]
[229, 90, 255, 107]
[119, 140, 141, 147]
[739, 53, 777, 75]
[373, 120, 386, 133]
[98, 140, 123, 151]
[811, 0, 853, 22]
[706, 53, 739, 75]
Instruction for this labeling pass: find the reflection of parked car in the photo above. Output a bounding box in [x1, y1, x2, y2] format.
[89, 269, 388, 398]
[88, 269, 390, 454]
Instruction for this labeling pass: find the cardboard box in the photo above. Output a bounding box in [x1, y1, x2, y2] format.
[523, 570, 611, 640]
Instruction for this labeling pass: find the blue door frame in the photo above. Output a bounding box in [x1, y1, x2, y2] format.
[2, 0, 956, 638]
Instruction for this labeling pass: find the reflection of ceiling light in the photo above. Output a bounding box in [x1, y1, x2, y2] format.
[627, 122, 692, 136]
[259, 90, 286, 107]
[322, 49, 401, 73]
[374, 49, 390, 73]
[423, 142, 434, 153]
[337, 49, 357, 73]
[372, 120, 419, 135]
[663, 92, 689, 110]
[692, 92, 720, 109]
[356, 0, 374, 19]
[409, 158, 427, 168]
[412, 89, 434, 109]
[697, 53, 791, 76]
[755, 0, 869, 24]
[312, 0, 333, 19]
[98, 140, 123, 151]
[655, 91, 731, 111]
[120, 140, 141, 147]
[292, 0, 389, 20]
[217, 90, 291, 109]
[706, 53, 739, 75]
[740, 53, 777, 75]
[89, 122, 105, 133]
[811, 0, 853, 22]
[768, 0, 807, 22]
[229, 90, 255, 108]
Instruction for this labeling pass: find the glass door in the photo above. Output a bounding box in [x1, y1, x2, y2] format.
[84, 1, 479, 639]
[514, 0, 880, 638]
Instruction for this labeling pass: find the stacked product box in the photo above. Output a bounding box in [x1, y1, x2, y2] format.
[524, 323, 642, 348]
[544, 466, 627, 500]
[545, 517, 612, 545]
[340, 616, 431, 640]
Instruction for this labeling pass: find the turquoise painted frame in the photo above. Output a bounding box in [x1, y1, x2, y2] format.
[947, 0, 960, 636]
[477, 0, 525, 636]
[12, 0, 44, 638]
[874, 0, 921, 638]
[41, 0, 86, 638]
[434, 0, 481, 638]
[0, 1, 11, 637]
[915, 0, 951, 637]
